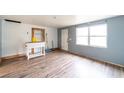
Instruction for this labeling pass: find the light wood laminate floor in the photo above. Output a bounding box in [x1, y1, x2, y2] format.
[0, 50, 124, 78]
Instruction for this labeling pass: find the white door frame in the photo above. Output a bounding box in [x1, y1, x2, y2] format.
[61, 29, 68, 51]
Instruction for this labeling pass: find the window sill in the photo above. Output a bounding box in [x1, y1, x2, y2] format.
[76, 44, 107, 49]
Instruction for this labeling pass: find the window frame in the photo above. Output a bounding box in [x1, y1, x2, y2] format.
[76, 23, 107, 48]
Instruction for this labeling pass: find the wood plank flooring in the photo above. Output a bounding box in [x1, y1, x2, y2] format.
[0, 50, 124, 78]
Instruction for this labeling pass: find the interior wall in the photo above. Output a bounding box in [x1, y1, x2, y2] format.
[1, 20, 58, 57]
[58, 16, 124, 65]
[0, 19, 2, 58]
[58, 28, 62, 49]
[46, 27, 58, 49]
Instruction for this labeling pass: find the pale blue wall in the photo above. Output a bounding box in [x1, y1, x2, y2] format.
[0, 19, 2, 57]
[58, 16, 124, 65]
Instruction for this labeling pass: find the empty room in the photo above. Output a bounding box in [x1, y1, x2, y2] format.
[0, 15, 124, 78]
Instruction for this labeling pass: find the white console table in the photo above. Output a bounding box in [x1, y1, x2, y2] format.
[25, 42, 45, 60]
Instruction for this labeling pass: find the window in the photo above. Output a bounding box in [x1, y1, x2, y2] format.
[76, 27, 88, 45]
[90, 24, 107, 47]
[76, 23, 107, 48]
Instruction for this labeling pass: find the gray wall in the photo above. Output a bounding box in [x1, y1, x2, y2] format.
[58, 16, 124, 65]
[58, 29, 61, 48]
[0, 19, 1, 63]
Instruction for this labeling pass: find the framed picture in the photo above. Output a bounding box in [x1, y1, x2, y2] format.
[32, 28, 45, 42]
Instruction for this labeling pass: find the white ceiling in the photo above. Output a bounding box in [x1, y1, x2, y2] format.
[0, 15, 116, 28]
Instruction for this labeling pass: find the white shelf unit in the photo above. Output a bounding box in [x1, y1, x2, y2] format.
[25, 42, 45, 60]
